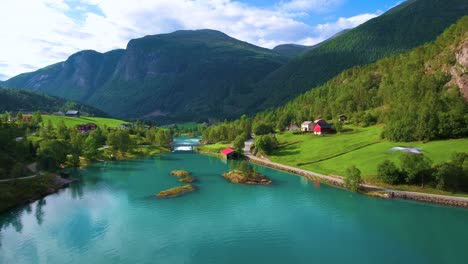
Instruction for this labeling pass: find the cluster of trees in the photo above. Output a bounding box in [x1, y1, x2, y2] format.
[253, 134, 278, 155]
[0, 113, 174, 177]
[0, 123, 36, 179]
[251, 17, 468, 141]
[202, 115, 252, 143]
[377, 152, 468, 192]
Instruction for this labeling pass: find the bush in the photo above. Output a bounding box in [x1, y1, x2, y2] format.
[433, 162, 464, 192]
[253, 123, 273, 135]
[254, 134, 278, 155]
[400, 153, 432, 186]
[344, 165, 362, 192]
[233, 133, 247, 152]
[377, 160, 403, 184]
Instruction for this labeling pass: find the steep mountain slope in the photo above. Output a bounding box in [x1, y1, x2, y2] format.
[273, 44, 312, 58]
[250, 0, 468, 110]
[254, 16, 468, 142]
[0, 88, 108, 116]
[5, 30, 287, 121]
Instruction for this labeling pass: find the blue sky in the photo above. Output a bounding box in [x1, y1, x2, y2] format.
[0, 0, 402, 80]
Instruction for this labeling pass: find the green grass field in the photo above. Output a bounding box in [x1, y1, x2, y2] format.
[271, 125, 468, 178]
[197, 143, 231, 154]
[42, 115, 128, 128]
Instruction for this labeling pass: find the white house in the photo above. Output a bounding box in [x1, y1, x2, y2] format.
[301, 121, 314, 132]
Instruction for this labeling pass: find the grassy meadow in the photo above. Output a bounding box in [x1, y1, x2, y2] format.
[271, 125, 468, 179]
[41, 115, 128, 128]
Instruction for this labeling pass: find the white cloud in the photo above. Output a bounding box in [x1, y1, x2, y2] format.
[314, 12, 382, 40]
[0, 0, 383, 80]
[280, 0, 344, 12]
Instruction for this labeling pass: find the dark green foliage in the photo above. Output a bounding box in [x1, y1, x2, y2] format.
[236, 161, 254, 175]
[0, 88, 107, 116]
[254, 134, 278, 155]
[377, 160, 403, 184]
[202, 115, 251, 143]
[433, 162, 465, 191]
[107, 130, 133, 153]
[344, 166, 362, 192]
[334, 121, 343, 134]
[432, 152, 468, 192]
[400, 154, 432, 186]
[233, 133, 247, 152]
[69, 131, 85, 167]
[250, 0, 468, 111]
[0, 123, 36, 178]
[272, 44, 312, 58]
[37, 140, 69, 171]
[252, 123, 273, 135]
[252, 17, 468, 142]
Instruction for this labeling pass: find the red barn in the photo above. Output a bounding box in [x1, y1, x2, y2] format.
[313, 119, 332, 135]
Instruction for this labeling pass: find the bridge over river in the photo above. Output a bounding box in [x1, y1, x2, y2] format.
[171, 136, 201, 151]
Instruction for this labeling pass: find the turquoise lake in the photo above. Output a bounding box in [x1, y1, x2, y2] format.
[1, 151, 468, 263]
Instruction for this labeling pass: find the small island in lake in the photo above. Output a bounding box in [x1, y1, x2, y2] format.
[171, 170, 196, 183]
[179, 176, 196, 183]
[156, 184, 196, 198]
[223, 161, 272, 185]
[171, 170, 190, 177]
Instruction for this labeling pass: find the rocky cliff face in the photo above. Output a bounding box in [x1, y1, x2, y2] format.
[454, 42, 468, 99]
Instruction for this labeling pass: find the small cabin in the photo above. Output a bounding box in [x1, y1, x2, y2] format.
[221, 148, 238, 159]
[65, 110, 80, 117]
[313, 119, 332, 135]
[301, 121, 314, 132]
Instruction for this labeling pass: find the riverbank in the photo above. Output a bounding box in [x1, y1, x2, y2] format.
[0, 174, 76, 213]
[243, 140, 468, 208]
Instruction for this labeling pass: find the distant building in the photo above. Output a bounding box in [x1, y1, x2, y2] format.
[76, 123, 97, 133]
[22, 115, 32, 122]
[313, 119, 332, 135]
[54, 111, 65, 116]
[119, 123, 132, 129]
[338, 114, 347, 122]
[301, 121, 314, 132]
[286, 123, 299, 131]
[65, 110, 80, 117]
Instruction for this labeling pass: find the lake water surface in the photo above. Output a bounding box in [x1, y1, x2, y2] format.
[1, 151, 468, 263]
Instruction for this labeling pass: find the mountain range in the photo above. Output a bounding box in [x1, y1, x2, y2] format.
[3, 0, 468, 123]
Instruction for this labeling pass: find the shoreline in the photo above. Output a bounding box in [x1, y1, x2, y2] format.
[242, 140, 468, 208]
[0, 175, 77, 214]
[0, 146, 170, 214]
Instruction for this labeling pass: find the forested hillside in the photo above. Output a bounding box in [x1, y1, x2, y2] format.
[253, 17, 468, 142]
[249, 0, 468, 111]
[0, 88, 108, 116]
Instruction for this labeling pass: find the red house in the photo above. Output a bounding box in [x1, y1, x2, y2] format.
[313, 119, 332, 135]
[77, 123, 97, 133]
